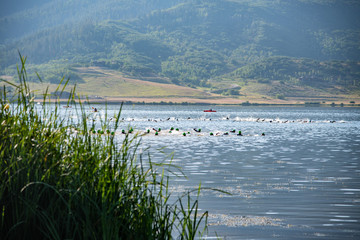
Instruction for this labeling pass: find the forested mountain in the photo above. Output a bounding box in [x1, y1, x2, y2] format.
[1, 0, 359, 96]
[0, 0, 183, 43]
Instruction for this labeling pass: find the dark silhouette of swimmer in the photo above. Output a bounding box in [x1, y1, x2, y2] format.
[230, 129, 235, 133]
[193, 128, 201, 132]
[94, 108, 98, 112]
[237, 131, 243, 136]
[261, 132, 265, 136]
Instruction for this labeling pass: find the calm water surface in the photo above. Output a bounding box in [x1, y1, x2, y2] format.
[59, 105, 360, 239]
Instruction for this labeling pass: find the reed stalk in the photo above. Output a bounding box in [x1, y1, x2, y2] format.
[0, 53, 208, 239]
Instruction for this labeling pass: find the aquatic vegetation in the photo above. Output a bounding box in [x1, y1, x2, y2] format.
[0, 54, 208, 239]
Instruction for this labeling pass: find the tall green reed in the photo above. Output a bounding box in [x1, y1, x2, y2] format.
[0, 53, 208, 239]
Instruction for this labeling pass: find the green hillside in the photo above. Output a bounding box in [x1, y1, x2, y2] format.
[1, 0, 360, 100]
[211, 58, 360, 101]
[227, 57, 360, 88]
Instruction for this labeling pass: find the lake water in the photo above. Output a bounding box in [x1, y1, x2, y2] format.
[59, 104, 360, 239]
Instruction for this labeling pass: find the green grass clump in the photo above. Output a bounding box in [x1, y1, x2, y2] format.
[0, 54, 208, 239]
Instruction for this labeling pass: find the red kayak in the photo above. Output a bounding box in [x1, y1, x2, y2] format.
[204, 109, 216, 112]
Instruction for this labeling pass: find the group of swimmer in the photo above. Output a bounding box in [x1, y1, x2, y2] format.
[254, 118, 339, 124]
[111, 117, 338, 124]
[86, 107, 339, 124]
[115, 127, 265, 137]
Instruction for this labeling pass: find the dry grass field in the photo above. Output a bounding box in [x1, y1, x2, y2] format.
[1, 66, 359, 105]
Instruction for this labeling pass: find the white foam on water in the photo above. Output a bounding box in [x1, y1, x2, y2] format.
[344, 165, 358, 168]
[220, 162, 231, 165]
[243, 165, 255, 168]
[286, 162, 303, 165]
[340, 188, 360, 191]
[330, 219, 358, 222]
[190, 172, 207, 175]
[174, 179, 188, 182]
[313, 180, 334, 183]
[331, 204, 354, 207]
[265, 211, 279, 215]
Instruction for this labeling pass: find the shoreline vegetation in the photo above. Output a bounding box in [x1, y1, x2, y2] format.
[33, 98, 360, 107]
[0, 55, 213, 239]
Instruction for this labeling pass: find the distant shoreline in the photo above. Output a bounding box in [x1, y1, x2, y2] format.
[34, 97, 360, 107]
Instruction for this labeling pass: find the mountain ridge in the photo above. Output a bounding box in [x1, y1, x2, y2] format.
[1, 0, 359, 102]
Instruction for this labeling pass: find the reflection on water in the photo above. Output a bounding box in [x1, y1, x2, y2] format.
[55, 105, 360, 239]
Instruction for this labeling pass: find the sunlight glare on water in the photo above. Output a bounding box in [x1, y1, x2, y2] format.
[55, 104, 360, 239]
